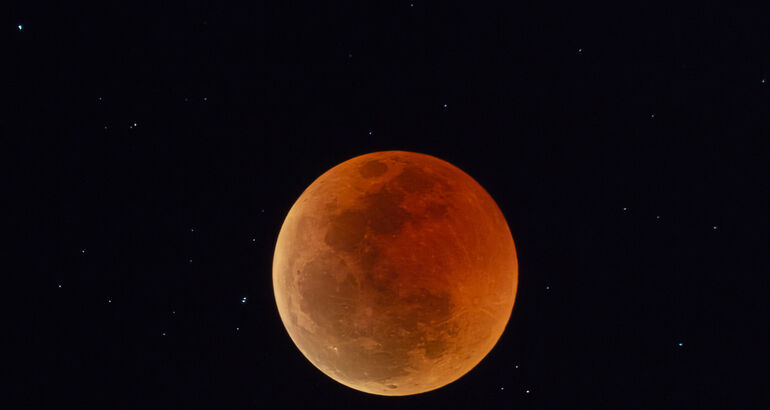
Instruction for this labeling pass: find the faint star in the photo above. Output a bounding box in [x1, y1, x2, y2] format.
[241, 297, 247, 303]
[81, 249, 86, 254]
[712, 225, 718, 230]
[514, 364, 519, 369]
[410, 3, 414, 7]
[251, 238, 256, 242]
[189, 227, 195, 232]
[236, 327, 240, 331]
[162, 331, 166, 336]
[443, 104, 448, 108]
[546, 285, 550, 290]
[650, 113, 655, 118]
[97, 97, 102, 102]
[656, 215, 661, 220]
[18, 24, 23, 31]
[58, 284, 62, 288]
[623, 207, 627, 211]
[348, 53, 353, 58]
[678, 342, 683, 347]
[188, 258, 193, 263]
[184, 97, 189, 102]
[171, 310, 176, 315]
[500, 387, 504, 391]
[368, 130, 373, 135]
[762, 78, 766, 84]
[577, 48, 582, 53]
[525, 389, 530, 394]
[104, 125, 108, 130]
[203, 97, 207, 102]
[107, 298, 112, 303]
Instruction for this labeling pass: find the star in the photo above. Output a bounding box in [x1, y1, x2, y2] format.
[650, 113, 655, 118]
[189, 227, 195, 232]
[241, 297, 247, 304]
[188, 258, 193, 263]
[623, 207, 627, 211]
[171, 310, 176, 316]
[656, 215, 661, 220]
[762, 78, 766, 84]
[368, 130, 373, 135]
[58, 284, 62, 288]
[184, 97, 189, 102]
[81, 249, 86, 254]
[545, 285, 550, 290]
[712, 225, 718, 230]
[443, 103, 448, 108]
[162, 331, 166, 336]
[678, 342, 683, 347]
[18, 24, 23, 31]
[203, 97, 208, 102]
[107, 298, 112, 303]
[500, 387, 504, 391]
[514, 364, 519, 369]
[577, 48, 582, 53]
[525, 389, 530, 394]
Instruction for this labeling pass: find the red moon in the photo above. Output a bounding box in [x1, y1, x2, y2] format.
[273, 151, 518, 396]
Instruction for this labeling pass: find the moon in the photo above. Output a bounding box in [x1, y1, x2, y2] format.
[273, 151, 518, 396]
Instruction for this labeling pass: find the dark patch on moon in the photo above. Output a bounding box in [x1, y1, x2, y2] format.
[424, 201, 449, 220]
[362, 189, 409, 235]
[359, 160, 388, 178]
[325, 210, 367, 252]
[392, 166, 435, 193]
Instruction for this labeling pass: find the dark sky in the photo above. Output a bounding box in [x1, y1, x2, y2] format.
[9, 1, 768, 409]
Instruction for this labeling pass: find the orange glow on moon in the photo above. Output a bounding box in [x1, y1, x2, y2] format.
[273, 151, 518, 396]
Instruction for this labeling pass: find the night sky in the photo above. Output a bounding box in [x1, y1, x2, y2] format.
[9, 2, 768, 409]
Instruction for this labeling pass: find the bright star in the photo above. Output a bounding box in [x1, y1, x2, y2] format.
[18, 24, 23, 30]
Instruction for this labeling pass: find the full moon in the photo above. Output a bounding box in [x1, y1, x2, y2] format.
[273, 151, 518, 396]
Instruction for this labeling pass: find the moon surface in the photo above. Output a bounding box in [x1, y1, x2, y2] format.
[273, 151, 518, 396]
